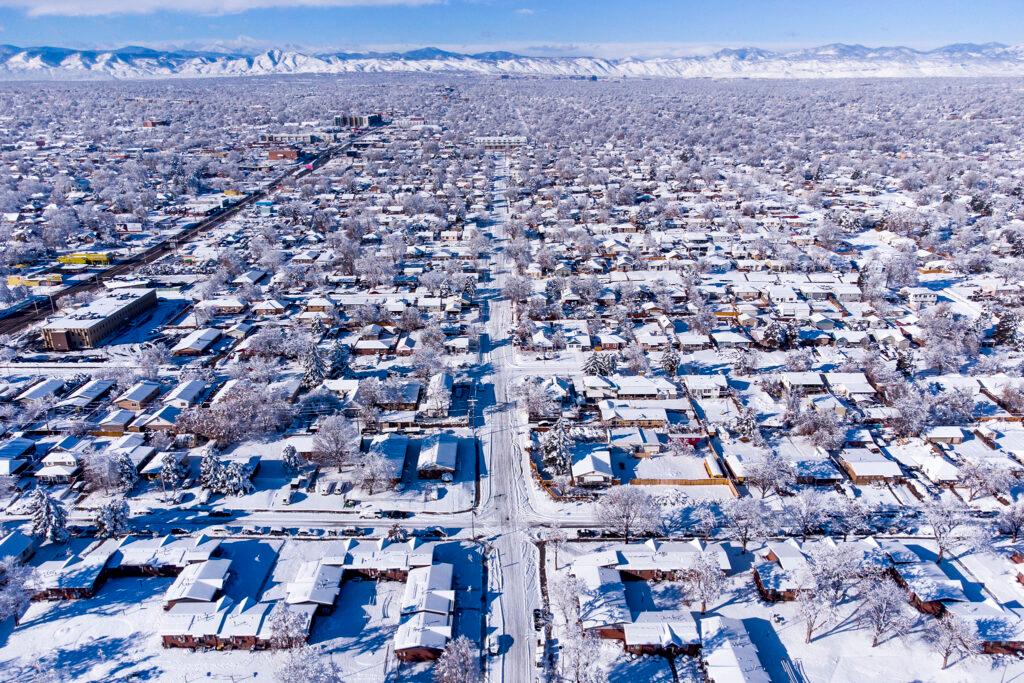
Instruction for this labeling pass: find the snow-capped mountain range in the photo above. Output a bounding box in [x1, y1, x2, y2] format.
[3, 43, 1024, 80]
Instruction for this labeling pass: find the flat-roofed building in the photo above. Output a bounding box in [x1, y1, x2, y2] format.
[42, 288, 157, 351]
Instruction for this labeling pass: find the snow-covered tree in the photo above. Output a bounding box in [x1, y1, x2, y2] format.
[599, 487, 661, 541]
[922, 499, 974, 564]
[559, 621, 607, 683]
[220, 461, 254, 496]
[928, 614, 980, 669]
[199, 449, 222, 490]
[269, 602, 309, 649]
[790, 489, 829, 540]
[687, 551, 726, 614]
[797, 589, 830, 644]
[114, 451, 138, 494]
[28, 489, 68, 544]
[829, 497, 869, 541]
[433, 635, 480, 683]
[795, 409, 846, 451]
[310, 415, 358, 472]
[621, 342, 650, 374]
[546, 527, 569, 570]
[514, 381, 558, 419]
[860, 577, 913, 647]
[0, 559, 33, 625]
[958, 461, 1011, 501]
[730, 405, 762, 443]
[159, 452, 188, 499]
[82, 450, 119, 493]
[302, 341, 329, 388]
[998, 502, 1024, 541]
[275, 645, 341, 683]
[659, 347, 680, 376]
[541, 418, 574, 475]
[722, 497, 769, 553]
[354, 449, 398, 495]
[743, 450, 794, 498]
[95, 498, 130, 538]
[281, 444, 303, 473]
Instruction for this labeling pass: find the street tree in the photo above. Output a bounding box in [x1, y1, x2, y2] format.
[599, 487, 661, 542]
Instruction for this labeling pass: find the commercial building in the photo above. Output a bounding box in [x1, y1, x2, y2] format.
[42, 288, 157, 351]
[334, 113, 383, 128]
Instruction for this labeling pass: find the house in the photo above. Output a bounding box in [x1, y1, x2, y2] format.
[598, 401, 668, 428]
[0, 531, 36, 566]
[417, 433, 458, 479]
[623, 610, 700, 656]
[837, 448, 903, 484]
[608, 427, 664, 456]
[164, 559, 232, 609]
[701, 616, 771, 683]
[890, 555, 968, 616]
[420, 372, 453, 418]
[0, 437, 34, 476]
[58, 379, 116, 409]
[903, 287, 938, 308]
[394, 562, 456, 661]
[114, 381, 162, 411]
[572, 448, 615, 487]
[163, 380, 206, 409]
[752, 540, 808, 602]
[571, 564, 631, 639]
[29, 540, 119, 600]
[171, 327, 221, 356]
[682, 374, 728, 399]
[108, 534, 221, 576]
[35, 448, 81, 484]
[285, 561, 344, 609]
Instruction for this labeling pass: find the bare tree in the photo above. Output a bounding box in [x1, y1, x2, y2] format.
[722, 497, 769, 553]
[928, 614, 980, 669]
[922, 499, 973, 564]
[599, 487, 661, 542]
[433, 635, 480, 683]
[790, 489, 829, 540]
[310, 415, 358, 472]
[687, 551, 726, 614]
[860, 577, 913, 647]
[744, 450, 794, 498]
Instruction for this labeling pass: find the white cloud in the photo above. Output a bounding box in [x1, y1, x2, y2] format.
[513, 7, 533, 15]
[0, 0, 439, 16]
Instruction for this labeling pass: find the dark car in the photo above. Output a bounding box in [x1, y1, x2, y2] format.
[208, 510, 233, 518]
[382, 510, 412, 519]
[416, 526, 447, 538]
[576, 528, 599, 538]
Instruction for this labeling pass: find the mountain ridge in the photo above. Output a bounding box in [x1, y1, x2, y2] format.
[2, 42, 1024, 80]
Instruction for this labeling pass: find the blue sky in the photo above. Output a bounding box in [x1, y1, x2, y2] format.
[0, 0, 1020, 57]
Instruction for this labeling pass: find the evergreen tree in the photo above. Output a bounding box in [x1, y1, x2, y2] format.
[220, 462, 254, 496]
[302, 340, 329, 388]
[96, 498, 130, 538]
[114, 451, 138, 494]
[199, 450, 222, 490]
[160, 453, 188, 497]
[542, 418, 574, 475]
[660, 347, 680, 375]
[583, 353, 604, 376]
[994, 309, 1022, 349]
[282, 444, 303, 473]
[28, 489, 69, 544]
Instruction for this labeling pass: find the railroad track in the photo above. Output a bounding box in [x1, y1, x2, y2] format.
[0, 132, 369, 337]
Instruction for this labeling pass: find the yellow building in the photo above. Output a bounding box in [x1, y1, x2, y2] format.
[8, 273, 62, 287]
[58, 252, 111, 266]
